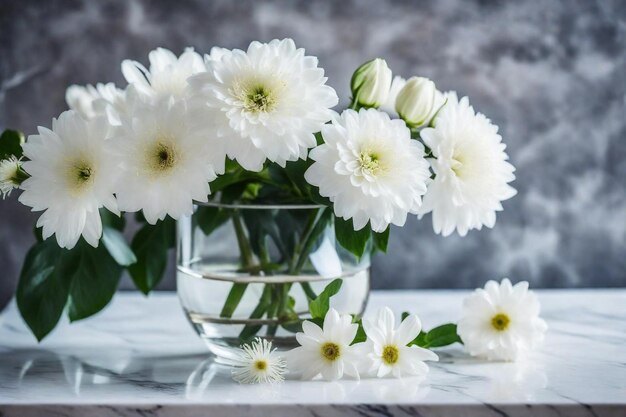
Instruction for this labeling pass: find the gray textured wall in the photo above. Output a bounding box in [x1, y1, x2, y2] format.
[1, 0, 625, 309]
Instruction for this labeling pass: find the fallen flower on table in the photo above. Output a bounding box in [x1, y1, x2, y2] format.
[457, 278, 548, 361]
[214, 337, 286, 384]
[287, 308, 363, 381]
[361, 307, 439, 378]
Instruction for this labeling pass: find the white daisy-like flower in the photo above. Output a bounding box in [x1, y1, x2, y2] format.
[379, 75, 406, 115]
[418, 92, 517, 236]
[122, 47, 205, 101]
[362, 307, 438, 378]
[65, 82, 127, 124]
[215, 338, 286, 384]
[112, 96, 223, 224]
[188, 38, 338, 171]
[457, 278, 547, 361]
[304, 108, 431, 232]
[19, 111, 119, 249]
[0, 156, 24, 199]
[287, 308, 363, 381]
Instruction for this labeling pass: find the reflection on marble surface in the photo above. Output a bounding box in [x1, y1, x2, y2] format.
[0, 291, 624, 416]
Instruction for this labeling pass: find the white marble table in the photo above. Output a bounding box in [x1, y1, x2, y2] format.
[0, 290, 624, 417]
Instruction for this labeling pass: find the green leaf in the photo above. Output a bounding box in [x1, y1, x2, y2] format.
[308, 279, 343, 319]
[195, 205, 231, 236]
[372, 227, 390, 253]
[282, 159, 313, 197]
[351, 317, 367, 344]
[16, 236, 124, 340]
[101, 227, 136, 266]
[423, 323, 463, 348]
[100, 208, 125, 231]
[241, 209, 286, 258]
[33, 225, 44, 242]
[66, 240, 123, 322]
[334, 216, 371, 258]
[280, 320, 303, 333]
[16, 239, 72, 341]
[309, 185, 332, 206]
[128, 217, 175, 294]
[0, 129, 25, 159]
[209, 161, 270, 195]
[411, 331, 428, 347]
[410, 323, 462, 348]
[220, 283, 248, 318]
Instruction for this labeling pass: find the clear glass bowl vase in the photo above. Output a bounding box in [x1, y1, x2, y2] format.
[177, 202, 370, 353]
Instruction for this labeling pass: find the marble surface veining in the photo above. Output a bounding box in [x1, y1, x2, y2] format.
[0, 290, 624, 417]
[1, 1, 626, 311]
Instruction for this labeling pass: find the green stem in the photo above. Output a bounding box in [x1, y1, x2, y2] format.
[258, 239, 280, 338]
[289, 208, 324, 274]
[300, 282, 317, 300]
[238, 285, 272, 343]
[220, 211, 256, 318]
[265, 284, 281, 337]
[232, 210, 255, 267]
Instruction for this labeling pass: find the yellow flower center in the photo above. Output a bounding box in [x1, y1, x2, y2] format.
[321, 342, 340, 361]
[245, 85, 275, 113]
[254, 360, 267, 371]
[491, 313, 510, 331]
[359, 150, 381, 175]
[67, 158, 95, 193]
[382, 345, 400, 365]
[146, 140, 178, 175]
[231, 77, 283, 114]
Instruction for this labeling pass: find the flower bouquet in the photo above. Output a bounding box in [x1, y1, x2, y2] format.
[1, 39, 517, 352]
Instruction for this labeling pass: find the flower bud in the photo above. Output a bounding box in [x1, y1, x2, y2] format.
[350, 58, 392, 108]
[395, 76, 437, 128]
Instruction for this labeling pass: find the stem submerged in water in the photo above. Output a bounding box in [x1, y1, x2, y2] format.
[219, 206, 331, 342]
[220, 211, 255, 318]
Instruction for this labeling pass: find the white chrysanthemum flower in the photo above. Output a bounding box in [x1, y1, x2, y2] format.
[66, 82, 127, 124]
[304, 108, 431, 232]
[379, 75, 406, 115]
[362, 307, 438, 378]
[215, 338, 286, 384]
[0, 156, 23, 199]
[19, 111, 119, 249]
[418, 92, 517, 236]
[188, 38, 338, 171]
[457, 278, 547, 361]
[122, 47, 204, 100]
[287, 308, 363, 381]
[112, 96, 222, 224]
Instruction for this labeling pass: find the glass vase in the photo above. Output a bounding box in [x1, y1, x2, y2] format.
[176, 202, 370, 353]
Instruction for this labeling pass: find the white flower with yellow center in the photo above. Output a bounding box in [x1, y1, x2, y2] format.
[188, 38, 338, 171]
[304, 108, 431, 232]
[65, 82, 127, 124]
[418, 92, 517, 236]
[458, 278, 547, 361]
[0, 156, 24, 199]
[215, 338, 286, 384]
[122, 47, 204, 100]
[287, 308, 363, 381]
[112, 96, 223, 223]
[18, 111, 119, 249]
[362, 307, 438, 378]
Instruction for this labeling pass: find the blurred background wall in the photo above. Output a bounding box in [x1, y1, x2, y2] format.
[1, 0, 625, 310]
